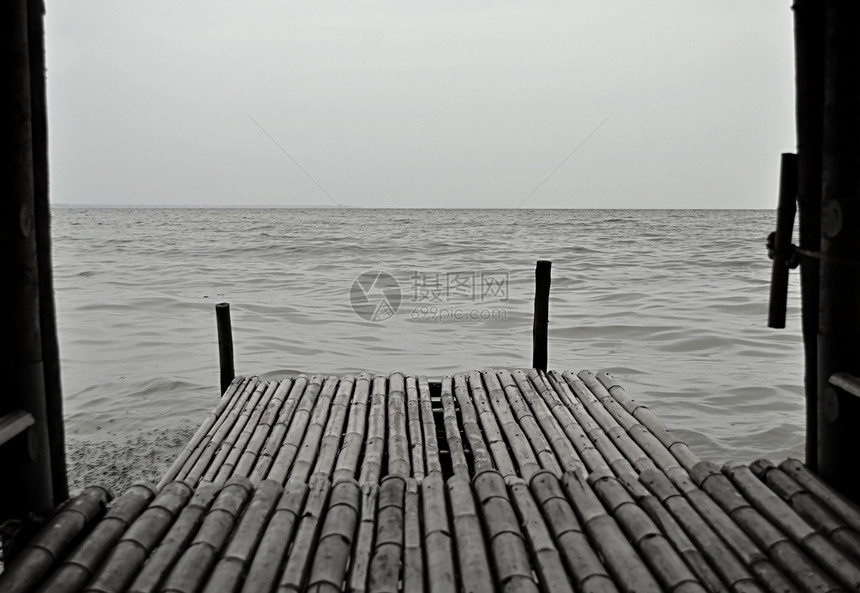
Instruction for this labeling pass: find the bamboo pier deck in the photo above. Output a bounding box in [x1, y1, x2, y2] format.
[3, 369, 860, 593]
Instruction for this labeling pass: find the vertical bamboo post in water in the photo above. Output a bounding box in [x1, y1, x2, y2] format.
[216, 302, 235, 395]
[768, 152, 798, 329]
[817, 0, 860, 502]
[532, 260, 551, 371]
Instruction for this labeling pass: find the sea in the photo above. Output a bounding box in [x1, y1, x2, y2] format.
[51, 208, 806, 493]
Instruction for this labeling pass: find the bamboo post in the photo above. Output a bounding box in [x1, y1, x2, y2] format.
[793, 0, 825, 470]
[532, 260, 551, 371]
[0, 0, 55, 518]
[768, 153, 799, 329]
[817, 0, 860, 502]
[216, 302, 235, 396]
[0, 486, 111, 593]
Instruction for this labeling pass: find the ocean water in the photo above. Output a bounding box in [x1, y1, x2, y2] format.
[51, 208, 806, 491]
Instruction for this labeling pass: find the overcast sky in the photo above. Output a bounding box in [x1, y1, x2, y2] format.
[46, 2, 795, 209]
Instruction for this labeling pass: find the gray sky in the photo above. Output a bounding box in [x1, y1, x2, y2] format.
[46, 1, 795, 209]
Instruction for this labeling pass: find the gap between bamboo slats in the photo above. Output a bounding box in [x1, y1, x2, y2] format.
[0, 486, 112, 593]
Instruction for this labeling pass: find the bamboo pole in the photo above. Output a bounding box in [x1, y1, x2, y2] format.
[406, 377, 426, 480]
[403, 478, 424, 593]
[495, 370, 562, 477]
[285, 375, 340, 484]
[266, 374, 326, 485]
[201, 380, 270, 485]
[310, 375, 354, 480]
[216, 303, 235, 396]
[447, 475, 494, 593]
[533, 260, 551, 371]
[689, 461, 839, 593]
[637, 468, 766, 593]
[369, 475, 406, 593]
[233, 378, 292, 478]
[240, 480, 309, 593]
[159, 376, 248, 488]
[201, 479, 282, 593]
[419, 376, 443, 477]
[511, 369, 583, 476]
[126, 483, 220, 593]
[768, 153, 800, 329]
[440, 376, 469, 478]
[754, 459, 860, 560]
[453, 373, 493, 475]
[333, 374, 372, 484]
[724, 461, 860, 590]
[0, 486, 111, 593]
[387, 372, 412, 478]
[473, 470, 538, 593]
[214, 380, 280, 485]
[359, 376, 387, 485]
[250, 375, 309, 482]
[471, 371, 530, 481]
[561, 472, 662, 593]
[36, 483, 157, 593]
[278, 475, 331, 593]
[305, 479, 360, 593]
[347, 483, 378, 593]
[529, 471, 617, 593]
[781, 458, 860, 535]
[423, 473, 456, 593]
[589, 472, 706, 593]
[508, 481, 574, 593]
[85, 481, 193, 593]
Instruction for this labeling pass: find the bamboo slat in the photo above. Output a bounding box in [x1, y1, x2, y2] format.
[359, 376, 387, 485]
[310, 375, 354, 480]
[278, 475, 331, 593]
[249, 376, 309, 482]
[128, 483, 221, 593]
[440, 376, 468, 478]
[529, 471, 618, 593]
[511, 369, 584, 477]
[589, 472, 706, 593]
[496, 370, 562, 477]
[689, 462, 836, 593]
[266, 374, 326, 485]
[419, 376, 443, 477]
[36, 483, 157, 593]
[453, 373, 493, 474]
[348, 483, 379, 593]
[422, 473, 456, 593]
[752, 459, 860, 561]
[403, 479, 424, 593]
[780, 458, 860, 536]
[0, 486, 112, 593]
[233, 379, 293, 478]
[201, 479, 282, 593]
[406, 377, 426, 480]
[306, 479, 360, 593]
[85, 481, 193, 593]
[161, 476, 253, 593]
[240, 480, 309, 593]
[158, 376, 248, 489]
[387, 372, 412, 478]
[483, 371, 542, 482]
[287, 375, 340, 483]
[212, 380, 280, 485]
[474, 470, 538, 593]
[508, 481, 574, 593]
[333, 373, 371, 484]
[369, 475, 406, 593]
[179, 378, 259, 485]
[447, 475, 494, 593]
[561, 471, 662, 593]
[198, 380, 269, 485]
[724, 462, 860, 590]
[471, 371, 531, 481]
